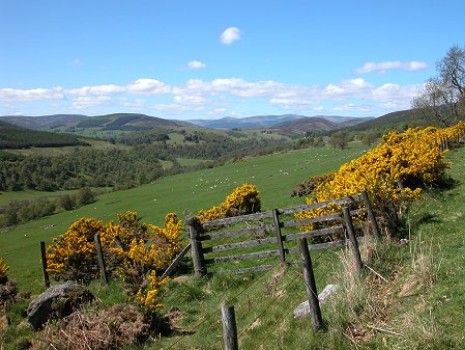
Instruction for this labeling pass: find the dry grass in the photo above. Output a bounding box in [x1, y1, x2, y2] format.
[29, 304, 152, 350]
[326, 236, 440, 347]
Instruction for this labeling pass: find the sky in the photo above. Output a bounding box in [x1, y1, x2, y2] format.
[1, 0, 464, 120]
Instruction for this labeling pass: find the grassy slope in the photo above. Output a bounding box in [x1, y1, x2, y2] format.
[2, 143, 465, 349]
[405, 147, 465, 346]
[146, 146, 465, 350]
[0, 144, 365, 291]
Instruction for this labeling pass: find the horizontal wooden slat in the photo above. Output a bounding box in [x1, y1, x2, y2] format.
[202, 211, 274, 230]
[284, 225, 344, 242]
[278, 194, 362, 215]
[206, 249, 281, 264]
[203, 236, 277, 254]
[201, 193, 362, 230]
[287, 239, 348, 254]
[200, 225, 273, 241]
[283, 208, 364, 228]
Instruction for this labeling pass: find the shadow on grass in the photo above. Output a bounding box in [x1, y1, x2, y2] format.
[410, 212, 442, 231]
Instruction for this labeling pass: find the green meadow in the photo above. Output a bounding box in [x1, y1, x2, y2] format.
[2, 142, 465, 349]
[0, 144, 366, 291]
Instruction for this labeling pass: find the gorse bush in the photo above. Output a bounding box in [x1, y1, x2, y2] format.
[45, 184, 260, 309]
[46, 211, 182, 309]
[197, 183, 261, 222]
[297, 122, 465, 234]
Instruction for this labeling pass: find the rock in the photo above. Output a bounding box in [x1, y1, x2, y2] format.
[293, 284, 339, 320]
[27, 281, 94, 330]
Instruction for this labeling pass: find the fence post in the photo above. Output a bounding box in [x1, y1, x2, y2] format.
[221, 305, 239, 350]
[272, 209, 286, 264]
[342, 207, 364, 274]
[40, 241, 50, 288]
[360, 190, 381, 240]
[94, 233, 109, 283]
[298, 238, 324, 332]
[188, 217, 207, 277]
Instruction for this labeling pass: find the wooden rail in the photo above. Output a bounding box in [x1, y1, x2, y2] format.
[187, 190, 380, 276]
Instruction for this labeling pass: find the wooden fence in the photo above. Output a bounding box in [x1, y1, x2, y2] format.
[187, 190, 380, 276]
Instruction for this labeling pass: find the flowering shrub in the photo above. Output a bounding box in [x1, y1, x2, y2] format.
[197, 183, 261, 222]
[46, 211, 182, 309]
[136, 270, 168, 310]
[296, 123, 465, 234]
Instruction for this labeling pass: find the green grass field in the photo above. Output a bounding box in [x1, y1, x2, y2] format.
[0, 144, 366, 291]
[150, 145, 465, 350]
[1, 142, 465, 349]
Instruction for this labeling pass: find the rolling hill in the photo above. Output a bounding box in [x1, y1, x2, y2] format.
[346, 105, 464, 132]
[0, 120, 88, 149]
[0, 113, 191, 133]
[187, 114, 367, 130]
[0, 114, 87, 130]
[271, 116, 338, 135]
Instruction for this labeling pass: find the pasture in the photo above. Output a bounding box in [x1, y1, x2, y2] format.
[0, 144, 365, 290]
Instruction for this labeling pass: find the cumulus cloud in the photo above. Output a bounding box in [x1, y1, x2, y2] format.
[220, 27, 241, 44]
[0, 87, 64, 101]
[126, 79, 171, 95]
[355, 60, 428, 74]
[68, 84, 125, 96]
[188, 60, 206, 70]
[0, 76, 424, 117]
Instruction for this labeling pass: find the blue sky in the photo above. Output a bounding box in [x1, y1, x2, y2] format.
[1, 0, 464, 120]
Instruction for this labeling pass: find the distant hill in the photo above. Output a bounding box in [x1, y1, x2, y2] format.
[271, 117, 338, 134]
[271, 116, 373, 135]
[0, 114, 87, 130]
[0, 113, 190, 132]
[346, 105, 463, 132]
[73, 113, 184, 131]
[187, 114, 363, 130]
[0, 120, 88, 149]
[1, 113, 373, 135]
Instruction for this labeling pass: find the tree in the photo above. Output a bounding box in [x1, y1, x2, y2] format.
[412, 45, 465, 125]
[76, 187, 95, 206]
[329, 130, 349, 149]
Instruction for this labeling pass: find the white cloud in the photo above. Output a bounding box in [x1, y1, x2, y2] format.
[220, 27, 241, 44]
[68, 84, 125, 96]
[0, 76, 425, 118]
[188, 60, 206, 70]
[372, 83, 422, 102]
[126, 79, 171, 95]
[356, 60, 428, 74]
[0, 87, 64, 101]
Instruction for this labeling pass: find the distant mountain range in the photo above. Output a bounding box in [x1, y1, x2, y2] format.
[188, 114, 371, 130]
[0, 113, 372, 133]
[0, 113, 188, 132]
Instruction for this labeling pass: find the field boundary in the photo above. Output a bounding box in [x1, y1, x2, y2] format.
[184, 190, 380, 275]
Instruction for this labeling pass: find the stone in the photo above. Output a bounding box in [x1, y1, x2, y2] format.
[293, 284, 339, 320]
[27, 281, 94, 330]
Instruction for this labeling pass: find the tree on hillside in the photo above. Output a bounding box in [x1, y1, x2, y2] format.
[329, 130, 349, 149]
[412, 45, 465, 125]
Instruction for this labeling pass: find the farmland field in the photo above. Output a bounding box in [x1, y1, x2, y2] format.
[0, 143, 366, 291]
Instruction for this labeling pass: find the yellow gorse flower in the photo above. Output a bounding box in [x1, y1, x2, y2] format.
[297, 122, 465, 230]
[197, 183, 261, 222]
